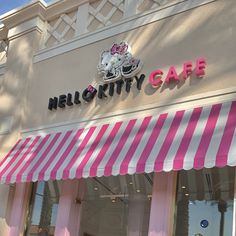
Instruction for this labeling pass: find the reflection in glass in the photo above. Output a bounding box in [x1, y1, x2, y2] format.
[79, 174, 153, 236]
[174, 167, 235, 236]
[25, 181, 59, 236]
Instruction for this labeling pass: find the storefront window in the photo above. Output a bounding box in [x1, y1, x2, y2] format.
[25, 181, 60, 236]
[174, 167, 235, 236]
[79, 174, 153, 236]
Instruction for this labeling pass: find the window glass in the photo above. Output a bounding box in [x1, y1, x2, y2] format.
[79, 174, 153, 236]
[25, 181, 60, 236]
[174, 167, 235, 236]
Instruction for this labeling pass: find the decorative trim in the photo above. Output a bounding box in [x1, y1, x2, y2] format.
[8, 17, 45, 40]
[0, 64, 6, 75]
[34, 0, 216, 63]
[0, 0, 89, 28]
[45, 0, 89, 21]
[0, 1, 46, 29]
[21, 86, 236, 137]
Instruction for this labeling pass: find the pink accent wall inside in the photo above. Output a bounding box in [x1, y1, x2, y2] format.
[148, 172, 177, 236]
[8, 183, 30, 236]
[55, 179, 82, 236]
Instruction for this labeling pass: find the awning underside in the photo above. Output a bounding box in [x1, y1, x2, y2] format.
[0, 101, 236, 184]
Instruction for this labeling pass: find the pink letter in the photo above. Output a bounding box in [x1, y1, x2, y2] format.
[149, 69, 163, 88]
[196, 58, 206, 77]
[183, 61, 192, 80]
[165, 66, 179, 83]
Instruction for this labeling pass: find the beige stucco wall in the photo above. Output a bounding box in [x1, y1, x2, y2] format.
[0, 0, 235, 143]
[0, 27, 42, 233]
[0, 29, 41, 155]
[0, 0, 234, 158]
[21, 0, 236, 130]
[0, 0, 234, 234]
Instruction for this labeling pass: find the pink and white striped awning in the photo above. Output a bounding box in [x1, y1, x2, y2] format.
[1, 101, 236, 184]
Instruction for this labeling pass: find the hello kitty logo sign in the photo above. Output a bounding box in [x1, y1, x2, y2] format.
[97, 42, 143, 83]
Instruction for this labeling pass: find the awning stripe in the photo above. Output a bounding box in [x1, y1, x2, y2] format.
[75, 125, 106, 179]
[50, 128, 84, 180]
[155, 110, 185, 172]
[227, 121, 236, 166]
[6, 136, 41, 183]
[163, 109, 192, 172]
[76, 124, 109, 178]
[193, 104, 222, 169]
[89, 121, 123, 177]
[1, 138, 31, 178]
[38, 130, 72, 181]
[96, 120, 132, 177]
[83, 123, 114, 178]
[173, 107, 203, 170]
[203, 103, 231, 168]
[61, 127, 95, 180]
[70, 125, 101, 179]
[1, 101, 236, 183]
[182, 105, 212, 170]
[49, 131, 76, 180]
[216, 101, 236, 167]
[30, 132, 62, 182]
[136, 113, 167, 173]
[145, 112, 175, 173]
[104, 119, 137, 176]
[120, 116, 152, 175]
[113, 118, 145, 176]
[16, 134, 51, 183]
[0, 139, 21, 173]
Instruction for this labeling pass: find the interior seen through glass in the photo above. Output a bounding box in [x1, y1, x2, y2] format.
[25, 173, 153, 236]
[24, 167, 235, 236]
[174, 167, 235, 236]
[25, 181, 59, 236]
[79, 173, 153, 236]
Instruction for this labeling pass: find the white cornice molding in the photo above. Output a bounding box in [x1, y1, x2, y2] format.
[0, 1, 47, 29]
[44, 0, 89, 21]
[0, 0, 90, 42]
[33, 0, 216, 63]
[7, 17, 45, 40]
[0, 0, 89, 29]
[21, 86, 236, 137]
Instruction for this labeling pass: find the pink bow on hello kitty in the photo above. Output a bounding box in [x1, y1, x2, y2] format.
[110, 42, 128, 55]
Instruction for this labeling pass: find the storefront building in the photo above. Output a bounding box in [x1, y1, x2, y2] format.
[0, 0, 236, 235]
